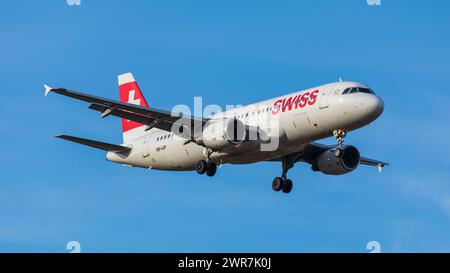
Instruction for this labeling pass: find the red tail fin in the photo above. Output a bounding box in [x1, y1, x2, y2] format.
[118, 72, 149, 143]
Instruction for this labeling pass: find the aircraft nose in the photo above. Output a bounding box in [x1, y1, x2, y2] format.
[364, 94, 384, 120]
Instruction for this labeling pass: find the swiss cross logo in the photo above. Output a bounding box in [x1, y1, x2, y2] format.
[119, 81, 149, 132]
[127, 90, 141, 105]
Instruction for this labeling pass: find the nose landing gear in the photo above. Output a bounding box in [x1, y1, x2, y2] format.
[333, 129, 347, 157]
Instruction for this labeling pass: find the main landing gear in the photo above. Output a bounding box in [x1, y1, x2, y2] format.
[333, 129, 347, 158]
[196, 160, 217, 177]
[197, 148, 217, 177]
[272, 155, 295, 194]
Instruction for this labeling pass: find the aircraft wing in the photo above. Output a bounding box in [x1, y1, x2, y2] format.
[359, 156, 390, 172]
[44, 85, 206, 134]
[269, 142, 389, 172]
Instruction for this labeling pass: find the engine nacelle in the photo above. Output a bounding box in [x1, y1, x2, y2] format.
[314, 145, 360, 175]
[202, 119, 247, 149]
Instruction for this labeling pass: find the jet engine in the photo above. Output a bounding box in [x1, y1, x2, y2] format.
[201, 118, 247, 149]
[313, 145, 360, 175]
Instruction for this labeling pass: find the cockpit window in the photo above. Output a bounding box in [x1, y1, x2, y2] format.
[357, 87, 375, 94]
[342, 87, 375, 95]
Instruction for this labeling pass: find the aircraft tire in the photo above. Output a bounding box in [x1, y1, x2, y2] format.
[206, 162, 217, 177]
[282, 179, 293, 194]
[272, 177, 283, 192]
[196, 160, 208, 175]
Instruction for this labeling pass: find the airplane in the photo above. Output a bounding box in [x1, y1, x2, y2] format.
[45, 72, 388, 194]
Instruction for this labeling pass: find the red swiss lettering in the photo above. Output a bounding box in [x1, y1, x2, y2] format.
[308, 90, 319, 105]
[299, 92, 310, 108]
[272, 99, 283, 115]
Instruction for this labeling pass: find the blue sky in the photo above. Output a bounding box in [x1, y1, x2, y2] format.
[1, 0, 450, 252]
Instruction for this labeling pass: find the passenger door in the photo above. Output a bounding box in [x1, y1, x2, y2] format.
[319, 88, 330, 109]
[142, 140, 150, 158]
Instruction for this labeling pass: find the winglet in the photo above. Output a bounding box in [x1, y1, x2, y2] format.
[44, 84, 52, 96]
[378, 162, 389, 173]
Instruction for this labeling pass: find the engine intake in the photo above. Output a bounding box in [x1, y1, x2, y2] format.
[314, 145, 360, 175]
[202, 119, 247, 149]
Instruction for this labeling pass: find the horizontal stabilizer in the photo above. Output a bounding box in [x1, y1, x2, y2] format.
[56, 135, 131, 153]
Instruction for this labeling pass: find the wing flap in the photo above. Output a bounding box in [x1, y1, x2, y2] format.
[88, 103, 178, 132]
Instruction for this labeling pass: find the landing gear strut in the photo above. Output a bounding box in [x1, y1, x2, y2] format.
[333, 129, 347, 158]
[272, 155, 295, 194]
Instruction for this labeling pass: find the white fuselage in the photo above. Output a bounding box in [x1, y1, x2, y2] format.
[106, 81, 384, 170]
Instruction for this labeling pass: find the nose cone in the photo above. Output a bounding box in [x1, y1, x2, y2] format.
[364, 95, 384, 121]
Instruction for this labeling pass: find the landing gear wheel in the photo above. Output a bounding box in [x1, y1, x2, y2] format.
[272, 177, 283, 192]
[281, 179, 293, 194]
[196, 160, 207, 175]
[272, 155, 296, 194]
[206, 162, 217, 177]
